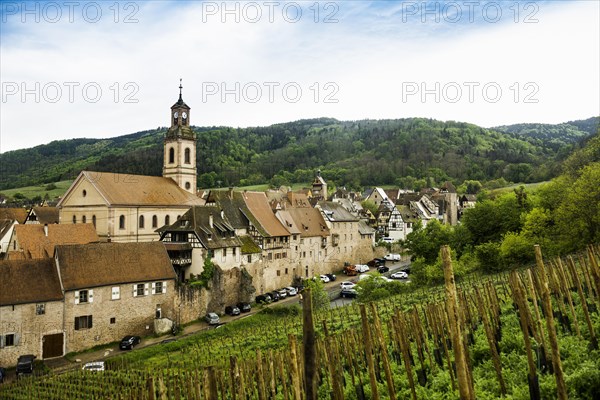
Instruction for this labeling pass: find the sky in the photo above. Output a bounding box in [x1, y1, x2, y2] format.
[0, 0, 598, 152]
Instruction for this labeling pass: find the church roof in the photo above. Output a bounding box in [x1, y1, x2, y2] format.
[58, 171, 203, 207]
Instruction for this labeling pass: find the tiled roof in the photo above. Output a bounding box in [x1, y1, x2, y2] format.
[206, 190, 249, 230]
[162, 206, 242, 250]
[0, 208, 28, 224]
[59, 171, 203, 207]
[284, 207, 329, 238]
[0, 258, 63, 306]
[56, 242, 176, 290]
[275, 210, 301, 235]
[12, 223, 99, 259]
[30, 206, 59, 224]
[318, 201, 359, 222]
[0, 219, 15, 241]
[241, 192, 290, 237]
[358, 220, 376, 235]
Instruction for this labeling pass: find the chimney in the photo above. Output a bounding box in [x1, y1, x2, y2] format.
[43, 223, 48, 237]
[208, 213, 214, 229]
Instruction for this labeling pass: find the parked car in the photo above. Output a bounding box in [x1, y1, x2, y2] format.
[381, 237, 394, 244]
[225, 306, 241, 316]
[119, 336, 141, 350]
[319, 275, 330, 283]
[82, 361, 105, 372]
[269, 291, 280, 301]
[340, 281, 356, 290]
[343, 265, 358, 276]
[285, 286, 298, 296]
[355, 264, 370, 273]
[16, 355, 35, 378]
[325, 273, 337, 282]
[277, 288, 288, 299]
[255, 294, 272, 304]
[384, 253, 401, 261]
[205, 313, 220, 325]
[390, 271, 409, 279]
[340, 288, 358, 298]
[237, 302, 252, 312]
[367, 258, 385, 267]
[0, 366, 6, 383]
[377, 265, 390, 273]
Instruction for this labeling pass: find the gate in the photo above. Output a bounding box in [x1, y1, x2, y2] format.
[42, 333, 64, 359]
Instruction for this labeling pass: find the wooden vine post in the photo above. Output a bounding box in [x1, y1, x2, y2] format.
[534, 245, 568, 400]
[303, 288, 317, 400]
[442, 245, 475, 400]
[359, 304, 380, 399]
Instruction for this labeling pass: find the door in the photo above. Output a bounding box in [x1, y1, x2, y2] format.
[42, 333, 64, 359]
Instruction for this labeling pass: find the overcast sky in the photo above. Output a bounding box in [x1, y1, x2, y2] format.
[1, 1, 598, 152]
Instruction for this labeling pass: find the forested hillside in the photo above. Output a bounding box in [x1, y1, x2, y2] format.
[0, 117, 597, 191]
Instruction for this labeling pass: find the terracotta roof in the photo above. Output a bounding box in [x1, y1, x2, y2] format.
[29, 206, 59, 224]
[59, 171, 203, 207]
[161, 206, 242, 250]
[318, 201, 359, 222]
[275, 210, 301, 235]
[0, 258, 63, 306]
[241, 192, 290, 237]
[0, 208, 28, 224]
[284, 208, 329, 238]
[56, 242, 176, 290]
[12, 223, 99, 259]
[286, 192, 311, 208]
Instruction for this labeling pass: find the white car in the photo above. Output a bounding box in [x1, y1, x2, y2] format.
[384, 253, 401, 261]
[340, 281, 356, 289]
[320, 275, 330, 283]
[82, 361, 105, 372]
[390, 271, 408, 279]
[382, 237, 394, 243]
[285, 286, 297, 296]
[355, 264, 370, 273]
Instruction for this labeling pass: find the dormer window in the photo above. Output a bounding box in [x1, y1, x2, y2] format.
[207, 233, 212, 240]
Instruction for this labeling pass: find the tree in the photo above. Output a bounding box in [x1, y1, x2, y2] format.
[361, 200, 378, 216]
[303, 279, 329, 311]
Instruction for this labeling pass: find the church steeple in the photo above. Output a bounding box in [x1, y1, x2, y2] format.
[163, 80, 197, 194]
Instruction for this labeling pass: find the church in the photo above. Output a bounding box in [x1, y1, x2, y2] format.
[57, 83, 204, 242]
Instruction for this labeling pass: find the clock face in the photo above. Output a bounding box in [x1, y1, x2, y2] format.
[174, 111, 179, 118]
[182, 112, 187, 119]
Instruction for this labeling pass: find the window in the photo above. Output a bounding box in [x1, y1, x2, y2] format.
[207, 249, 214, 258]
[110, 317, 116, 324]
[282, 252, 287, 258]
[184, 148, 191, 164]
[285, 268, 288, 274]
[153, 281, 165, 295]
[92, 215, 96, 227]
[165, 215, 170, 225]
[75, 289, 92, 304]
[139, 215, 145, 229]
[232, 247, 236, 256]
[4, 334, 15, 347]
[277, 270, 281, 277]
[136, 284, 145, 297]
[111, 286, 120, 300]
[82, 216, 87, 224]
[36, 304, 45, 315]
[268, 252, 273, 260]
[185, 182, 191, 190]
[119, 215, 125, 230]
[72, 215, 77, 224]
[74, 315, 93, 330]
[223, 248, 227, 257]
[152, 215, 158, 228]
[247, 255, 252, 263]
[82, 190, 87, 197]
[169, 147, 175, 164]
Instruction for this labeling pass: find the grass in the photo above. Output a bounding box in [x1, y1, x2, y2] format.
[488, 181, 549, 196]
[0, 180, 73, 200]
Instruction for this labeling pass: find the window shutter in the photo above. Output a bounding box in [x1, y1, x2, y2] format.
[144, 283, 149, 296]
[88, 289, 94, 303]
[74, 291, 79, 305]
[0, 335, 4, 348]
[74, 317, 80, 331]
[15, 333, 20, 345]
[133, 284, 138, 297]
[151, 282, 156, 295]
[88, 315, 93, 329]
[163, 281, 167, 294]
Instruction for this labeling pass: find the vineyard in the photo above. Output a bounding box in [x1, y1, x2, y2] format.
[1, 245, 600, 399]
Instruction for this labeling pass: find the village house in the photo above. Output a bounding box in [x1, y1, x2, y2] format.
[0, 208, 28, 225]
[0, 259, 64, 366]
[363, 187, 389, 207]
[159, 206, 243, 281]
[55, 242, 177, 353]
[6, 223, 99, 259]
[25, 206, 59, 225]
[0, 219, 18, 259]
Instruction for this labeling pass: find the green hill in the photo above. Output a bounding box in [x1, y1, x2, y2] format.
[0, 117, 597, 192]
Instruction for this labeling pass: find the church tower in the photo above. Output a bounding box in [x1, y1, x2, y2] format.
[163, 80, 197, 194]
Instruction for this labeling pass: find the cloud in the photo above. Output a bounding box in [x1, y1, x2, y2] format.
[0, 0, 598, 152]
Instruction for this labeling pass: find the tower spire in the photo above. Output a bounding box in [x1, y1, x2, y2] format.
[179, 78, 183, 101]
